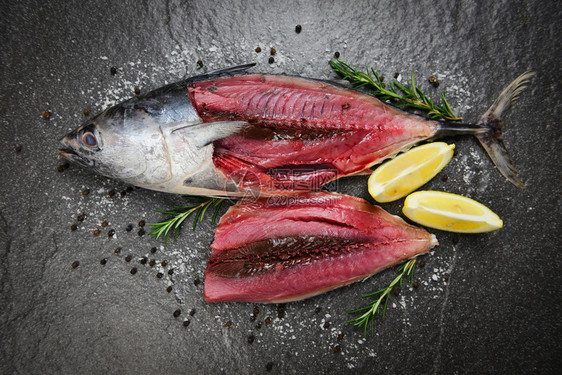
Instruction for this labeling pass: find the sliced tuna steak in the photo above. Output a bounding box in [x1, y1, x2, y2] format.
[204, 192, 438, 303]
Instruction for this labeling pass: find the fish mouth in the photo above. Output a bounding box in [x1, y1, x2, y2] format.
[57, 146, 95, 168]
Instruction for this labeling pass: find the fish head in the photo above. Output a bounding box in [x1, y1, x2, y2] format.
[58, 104, 173, 186]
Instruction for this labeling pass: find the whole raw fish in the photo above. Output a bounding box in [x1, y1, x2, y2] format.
[58, 64, 532, 196]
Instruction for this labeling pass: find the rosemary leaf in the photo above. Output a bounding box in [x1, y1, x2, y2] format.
[330, 59, 462, 121]
[348, 258, 417, 335]
[147, 197, 225, 245]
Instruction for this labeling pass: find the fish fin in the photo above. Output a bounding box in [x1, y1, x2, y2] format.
[188, 63, 256, 82]
[475, 72, 535, 188]
[206, 63, 257, 75]
[172, 121, 249, 148]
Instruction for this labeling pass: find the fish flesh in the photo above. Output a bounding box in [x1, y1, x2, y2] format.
[58, 64, 533, 195]
[204, 192, 438, 303]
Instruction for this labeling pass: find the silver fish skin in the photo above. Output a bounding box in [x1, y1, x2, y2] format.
[58, 65, 256, 197]
[58, 64, 533, 196]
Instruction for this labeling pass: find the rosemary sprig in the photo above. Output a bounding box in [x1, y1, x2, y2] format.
[330, 59, 462, 121]
[147, 197, 224, 245]
[348, 258, 417, 335]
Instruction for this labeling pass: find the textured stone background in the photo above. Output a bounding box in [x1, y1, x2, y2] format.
[1, 0, 560, 373]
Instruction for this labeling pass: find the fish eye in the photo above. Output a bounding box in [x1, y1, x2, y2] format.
[81, 131, 98, 148]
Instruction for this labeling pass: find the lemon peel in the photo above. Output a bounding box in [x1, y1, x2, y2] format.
[403, 191, 503, 233]
[368, 142, 455, 202]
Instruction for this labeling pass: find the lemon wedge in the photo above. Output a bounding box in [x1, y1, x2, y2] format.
[368, 142, 455, 202]
[403, 191, 503, 233]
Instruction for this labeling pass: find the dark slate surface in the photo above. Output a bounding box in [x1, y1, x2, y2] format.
[1, 1, 560, 373]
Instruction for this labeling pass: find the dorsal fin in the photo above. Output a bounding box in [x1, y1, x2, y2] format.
[206, 63, 256, 75]
[188, 63, 256, 82]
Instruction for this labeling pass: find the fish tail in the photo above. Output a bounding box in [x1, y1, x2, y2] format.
[474, 72, 535, 188]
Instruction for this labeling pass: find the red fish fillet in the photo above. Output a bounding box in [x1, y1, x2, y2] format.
[204, 192, 438, 303]
[188, 74, 437, 195]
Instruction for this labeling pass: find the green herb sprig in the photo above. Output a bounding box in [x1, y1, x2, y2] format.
[147, 197, 224, 245]
[330, 59, 462, 121]
[348, 258, 417, 335]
